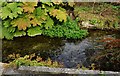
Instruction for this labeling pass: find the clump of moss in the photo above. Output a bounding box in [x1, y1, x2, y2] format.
[74, 3, 120, 29]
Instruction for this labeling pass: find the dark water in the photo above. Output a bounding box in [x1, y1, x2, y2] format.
[2, 30, 120, 70]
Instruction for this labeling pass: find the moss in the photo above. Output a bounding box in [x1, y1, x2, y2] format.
[74, 3, 120, 29]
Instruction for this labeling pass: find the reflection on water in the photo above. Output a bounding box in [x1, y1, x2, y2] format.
[52, 38, 93, 68]
[2, 30, 120, 69]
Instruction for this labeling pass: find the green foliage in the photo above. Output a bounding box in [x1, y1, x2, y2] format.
[21, 2, 37, 13]
[2, 26, 15, 40]
[1, 2, 68, 40]
[43, 17, 88, 39]
[2, 2, 23, 20]
[113, 21, 119, 28]
[89, 19, 100, 25]
[0, 24, 2, 39]
[9, 53, 63, 68]
[112, 5, 120, 10]
[27, 26, 42, 36]
[1, 2, 89, 40]
[49, 9, 67, 22]
[11, 16, 31, 30]
[44, 16, 54, 29]
[14, 30, 26, 37]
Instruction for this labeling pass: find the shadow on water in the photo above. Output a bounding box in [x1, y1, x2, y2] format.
[2, 35, 63, 62]
[2, 30, 120, 71]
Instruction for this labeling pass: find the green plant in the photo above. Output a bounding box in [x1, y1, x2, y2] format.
[9, 53, 63, 68]
[43, 17, 88, 39]
[89, 19, 100, 25]
[113, 21, 119, 28]
[1, 2, 68, 39]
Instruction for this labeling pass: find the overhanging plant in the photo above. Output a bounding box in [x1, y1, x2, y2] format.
[1, 1, 88, 40]
[1, 2, 68, 39]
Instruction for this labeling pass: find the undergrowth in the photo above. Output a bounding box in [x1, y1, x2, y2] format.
[43, 17, 88, 39]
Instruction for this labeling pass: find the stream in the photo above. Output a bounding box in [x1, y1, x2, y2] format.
[2, 29, 120, 71]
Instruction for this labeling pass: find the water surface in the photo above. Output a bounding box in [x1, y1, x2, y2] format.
[2, 30, 120, 70]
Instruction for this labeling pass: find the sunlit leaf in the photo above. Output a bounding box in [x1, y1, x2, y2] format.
[44, 17, 54, 29]
[27, 14, 42, 26]
[14, 30, 26, 37]
[68, 2, 75, 7]
[3, 20, 11, 27]
[27, 26, 42, 36]
[22, 2, 37, 13]
[2, 27, 14, 39]
[11, 17, 31, 30]
[49, 9, 67, 22]
[1, 2, 23, 20]
[52, 0, 62, 5]
[2, 7, 11, 19]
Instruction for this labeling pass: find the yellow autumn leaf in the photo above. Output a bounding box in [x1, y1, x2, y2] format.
[11, 17, 31, 30]
[26, 14, 43, 26]
[30, 18, 42, 26]
[22, 2, 38, 13]
[46, 58, 52, 66]
[49, 9, 67, 22]
[52, 0, 62, 5]
[36, 56, 42, 62]
[68, 2, 75, 7]
[49, 9, 58, 17]
[56, 10, 67, 22]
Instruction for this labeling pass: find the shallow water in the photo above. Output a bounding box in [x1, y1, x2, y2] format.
[2, 30, 120, 70]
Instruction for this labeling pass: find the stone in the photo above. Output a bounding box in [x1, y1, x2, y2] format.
[0, 62, 6, 76]
[82, 21, 95, 28]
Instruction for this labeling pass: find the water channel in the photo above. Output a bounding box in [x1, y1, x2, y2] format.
[2, 29, 120, 71]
